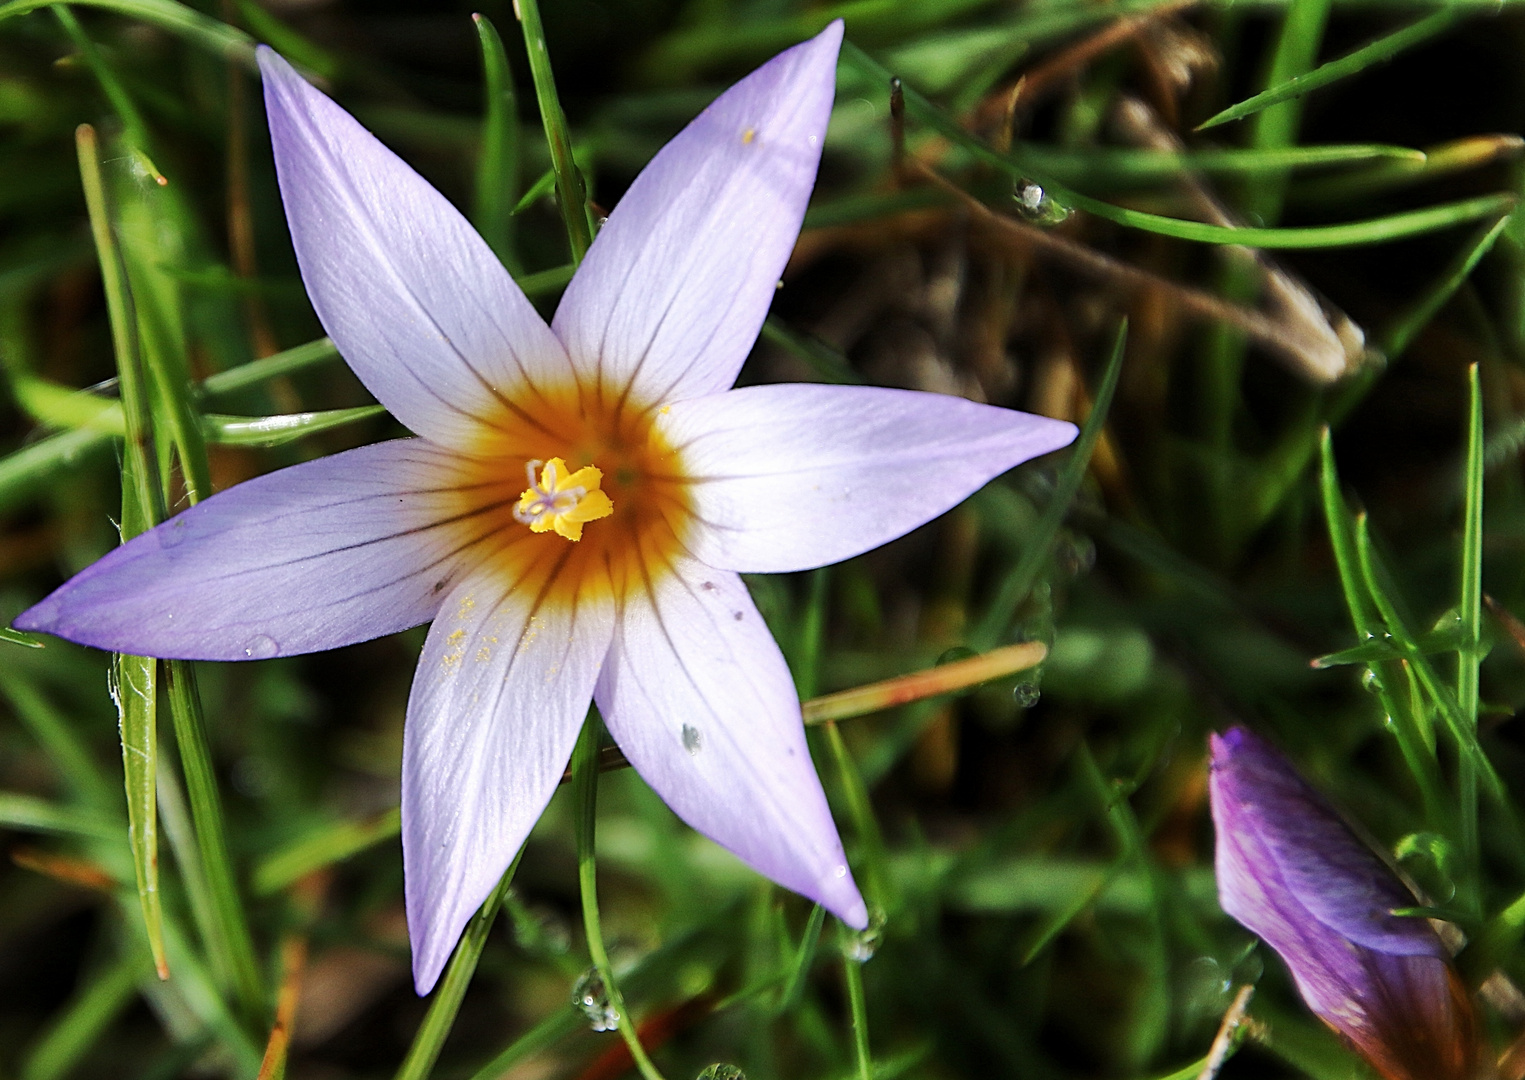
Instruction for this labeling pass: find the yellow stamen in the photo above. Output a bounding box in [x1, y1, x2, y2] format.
[513, 457, 614, 542]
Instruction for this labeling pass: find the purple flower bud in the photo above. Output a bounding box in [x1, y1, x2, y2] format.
[1209, 727, 1486, 1080]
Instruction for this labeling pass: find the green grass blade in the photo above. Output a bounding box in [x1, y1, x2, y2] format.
[464, 1002, 586, 1080]
[0, 668, 115, 809]
[79, 122, 168, 981]
[1020, 143, 1425, 183]
[776, 904, 826, 1013]
[254, 808, 401, 896]
[0, 0, 255, 67]
[232, 0, 339, 79]
[1457, 364, 1485, 910]
[163, 661, 266, 1025]
[1317, 429, 1382, 636]
[516, 0, 592, 264]
[0, 627, 44, 648]
[841, 43, 1514, 249]
[204, 405, 387, 448]
[0, 793, 119, 840]
[392, 851, 522, 1080]
[20, 949, 143, 1080]
[972, 319, 1126, 651]
[111, 146, 212, 505]
[759, 318, 864, 385]
[472, 14, 521, 274]
[53, 6, 151, 150]
[200, 337, 339, 397]
[1353, 516, 1503, 804]
[1049, 187, 1512, 250]
[1198, 8, 1467, 131]
[570, 720, 667, 1080]
[1381, 213, 1511, 360]
[0, 427, 113, 515]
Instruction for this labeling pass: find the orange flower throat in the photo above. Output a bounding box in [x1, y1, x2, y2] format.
[446, 380, 694, 609]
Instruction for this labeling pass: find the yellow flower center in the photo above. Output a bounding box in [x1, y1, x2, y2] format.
[442, 379, 694, 610]
[513, 458, 614, 541]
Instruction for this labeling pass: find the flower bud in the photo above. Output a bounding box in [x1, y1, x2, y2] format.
[1209, 727, 1487, 1080]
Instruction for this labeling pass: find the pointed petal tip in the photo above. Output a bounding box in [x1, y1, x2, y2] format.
[834, 890, 870, 931]
[410, 939, 449, 997]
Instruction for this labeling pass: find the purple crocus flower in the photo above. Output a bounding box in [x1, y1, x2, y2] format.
[1209, 727, 1484, 1080]
[16, 23, 1078, 993]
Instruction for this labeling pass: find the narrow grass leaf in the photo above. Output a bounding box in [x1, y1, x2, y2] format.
[200, 337, 339, 397]
[254, 808, 402, 896]
[1353, 517, 1503, 803]
[1456, 364, 1485, 908]
[472, 14, 521, 273]
[0, 793, 118, 840]
[163, 661, 266, 1024]
[1197, 8, 1468, 131]
[0, 627, 44, 648]
[111, 141, 213, 505]
[0, 668, 115, 808]
[0, 0, 255, 66]
[393, 851, 522, 1080]
[204, 405, 387, 448]
[20, 949, 142, 1080]
[516, 0, 593, 264]
[1021, 143, 1425, 184]
[53, 6, 151, 149]
[776, 904, 826, 1014]
[79, 122, 168, 980]
[843, 43, 1514, 249]
[759, 317, 864, 385]
[1382, 214, 1510, 360]
[0, 427, 112, 515]
[233, 0, 339, 79]
[972, 319, 1126, 651]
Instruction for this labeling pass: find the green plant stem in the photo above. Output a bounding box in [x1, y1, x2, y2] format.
[842, 943, 873, 1080]
[516, 0, 592, 264]
[393, 853, 522, 1080]
[571, 721, 667, 1080]
[821, 721, 888, 910]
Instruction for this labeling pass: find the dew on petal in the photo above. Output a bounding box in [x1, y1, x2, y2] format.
[682, 724, 703, 755]
[242, 634, 279, 659]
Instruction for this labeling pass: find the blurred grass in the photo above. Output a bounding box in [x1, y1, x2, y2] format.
[2, 1, 1525, 1078]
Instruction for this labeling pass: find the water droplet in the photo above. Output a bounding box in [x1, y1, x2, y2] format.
[571, 969, 620, 1031]
[1360, 668, 1382, 694]
[1013, 681, 1041, 708]
[242, 634, 279, 659]
[844, 913, 884, 963]
[698, 1066, 746, 1080]
[935, 646, 977, 666]
[682, 724, 702, 755]
[159, 519, 190, 548]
